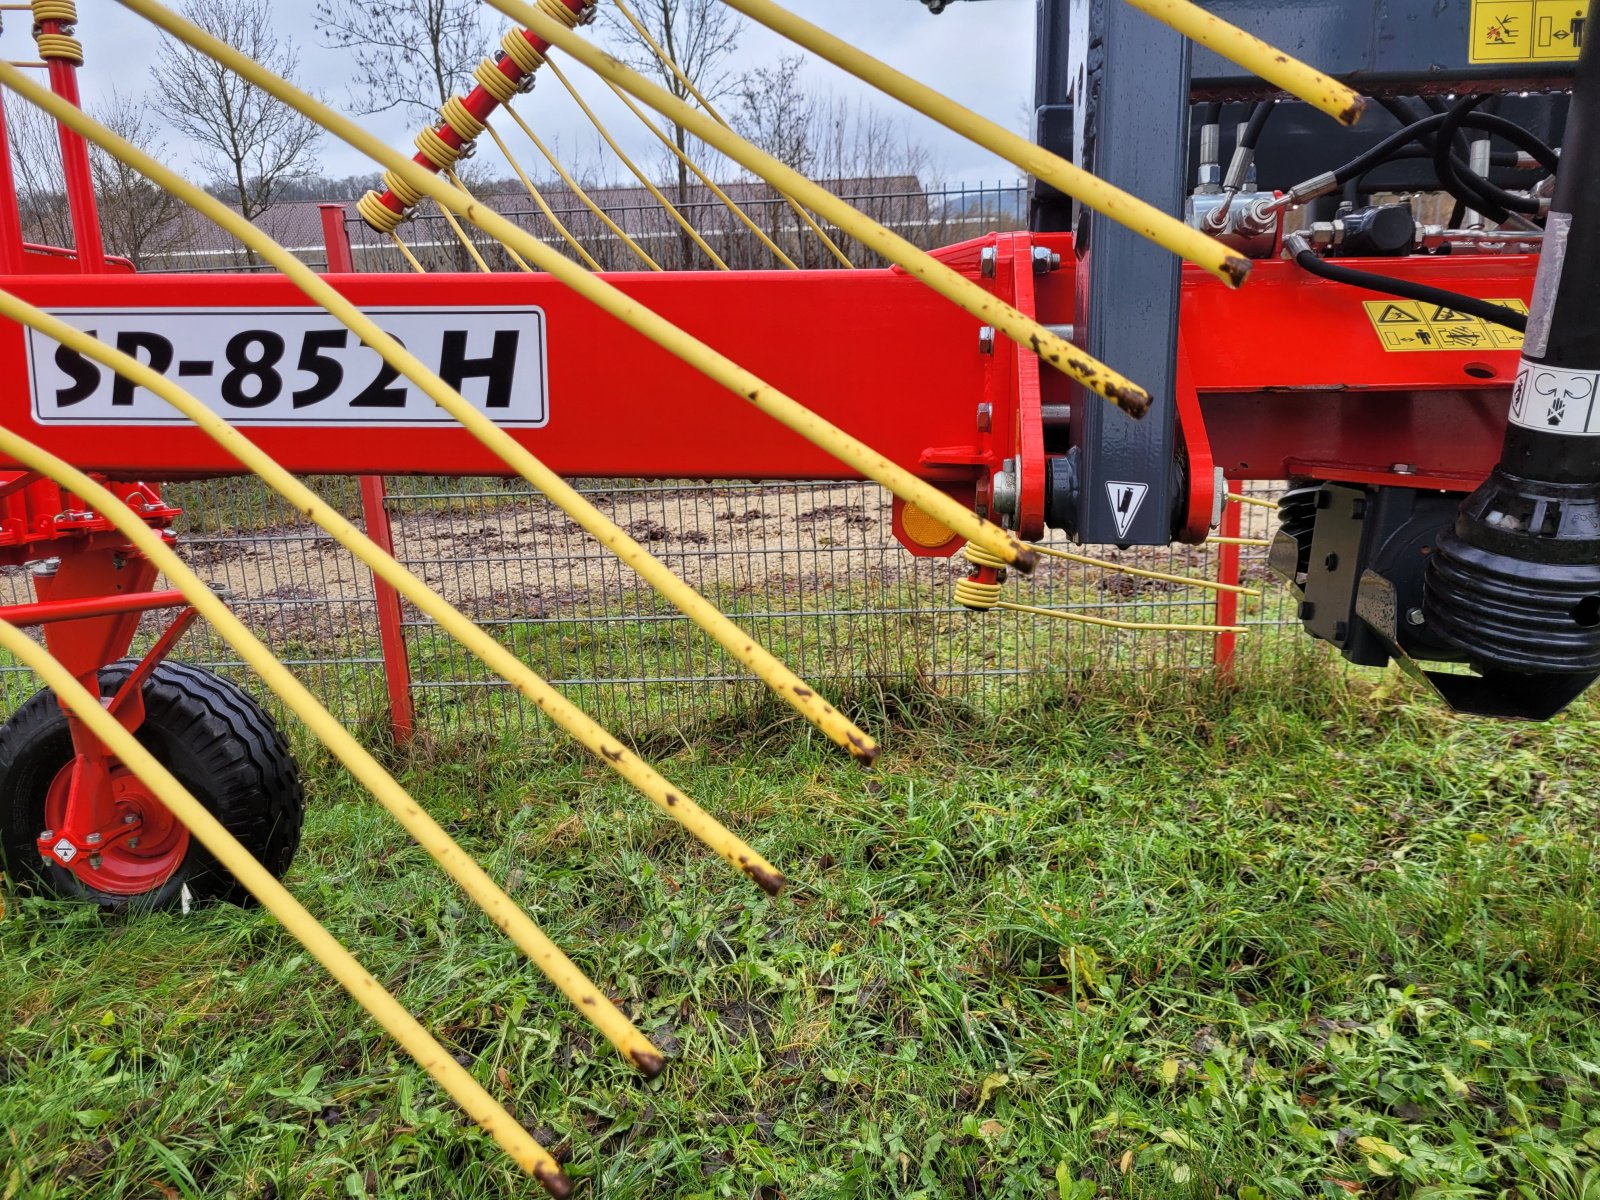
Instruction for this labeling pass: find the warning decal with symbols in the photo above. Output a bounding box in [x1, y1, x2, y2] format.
[1361, 298, 1529, 353]
[1470, 0, 1585, 63]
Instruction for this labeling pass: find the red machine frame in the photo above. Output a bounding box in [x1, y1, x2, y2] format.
[0, 9, 1535, 895]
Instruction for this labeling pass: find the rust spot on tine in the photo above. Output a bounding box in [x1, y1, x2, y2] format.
[601, 746, 624, 763]
[745, 862, 787, 896]
[847, 730, 882, 765]
[793, 685, 814, 699]
[1109, 381, 1153, 420]
[664, 792, 680, 807]
[630, 1047, 667, 1079]
[1339, 94, 1369, 127]
[1220, 254, 1252, 289]
[535, 1163, 574, 1199]
[1010, 542, 1040, 574]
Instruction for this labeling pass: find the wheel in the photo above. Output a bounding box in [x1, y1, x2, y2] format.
[0, 660, 303, 910]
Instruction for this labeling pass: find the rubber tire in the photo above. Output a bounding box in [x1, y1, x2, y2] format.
[0, 660, 303, 910]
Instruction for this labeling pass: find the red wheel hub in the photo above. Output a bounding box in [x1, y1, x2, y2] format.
[43, 763, 190, 896]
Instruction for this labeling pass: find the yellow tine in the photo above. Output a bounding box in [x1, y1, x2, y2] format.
[0, 58, 879, 769]
[485, 119, 603, 271]
[113, 0, 1039, 574]
[446, 168, 535, 272]
[432, 191, 495, 272]
[1118, 0, 1365, 125]
[1028, 543, 1261, 597]
[1209, 535, 1271, 547]
[1228, 492, 1277, 509]
[501, 101, 663, 270]
[712, 0, 1252, 289]
[609, 0, 854, 268]
[388, 230, 428, 272]
[602, 75, 800, 270]
[543, 57, 729, 270]
[495, 0, 1155, 420]
[0, 401, 666, 1071]
[993, 600, 1247, 634]
[0, 621, 574, 1199]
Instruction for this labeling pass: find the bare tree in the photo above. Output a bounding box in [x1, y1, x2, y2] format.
[605, 0, 741, 203]
[314, 0, 485, 120]
[152, 0, 322, 240]
[5, 98, 72, 248]
[89, 94, 193, 270]
[4, 93, 192, 268]
[731, 54, 816, 175]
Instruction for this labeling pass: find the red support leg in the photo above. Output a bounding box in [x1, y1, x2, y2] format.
[360, 475, 415, 745]
[1214, 500, 1243, 680]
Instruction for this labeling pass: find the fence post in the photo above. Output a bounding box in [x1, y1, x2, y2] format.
[321, 204, 414, 743]
[318, 203, 356, 273]
[1214, 498, 1243, 679]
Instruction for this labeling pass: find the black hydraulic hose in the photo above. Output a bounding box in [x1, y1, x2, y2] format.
[1240, 99, 1274, 149]
[1434, 96, 1550, 220]
[1200, 100, 1222, 126]
[1329, 111, 1557, 188]
[1291, 245, 1528, 332]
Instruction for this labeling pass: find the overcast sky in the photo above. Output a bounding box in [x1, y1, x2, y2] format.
[53, 1, 1036, 188]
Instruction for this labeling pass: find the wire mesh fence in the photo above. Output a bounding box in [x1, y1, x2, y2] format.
[0, 475, 1299, 745]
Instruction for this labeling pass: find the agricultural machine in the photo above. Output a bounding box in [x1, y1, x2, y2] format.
[0, 0, 1595, 1189]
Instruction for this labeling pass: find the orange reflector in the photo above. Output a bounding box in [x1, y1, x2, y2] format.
[901, 503, 958, 549]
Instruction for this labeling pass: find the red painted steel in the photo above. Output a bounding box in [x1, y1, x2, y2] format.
[40, 22, 105, 273]
[0, 588, 188, 627]
[0, 94, 25, 276]
[1213, 501, 1243, 678]
[0, 236, 1535, 491]
[370, 0, 589, 225]
[359, 475, 415, 745]
[320, 204, 357, 273]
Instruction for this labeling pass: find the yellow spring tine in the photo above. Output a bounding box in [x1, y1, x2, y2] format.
[1118, 0, 1365, 125]
[610, 0, 854, 268]
[484, 119, 603, 271]
[494, 0, 1155, 420]
[1027, 543, 1261, 598]
[0, 621, 574, 1199]
[0, 415, 663, 1070]
[387, 229, 428, 272]
[602, 75, 799, 271]
[1228, 492, 1277, 509]
[500, 101, 663, 271]
[0, 57, 880, 769]
[991, 600, 1247, 634]
[542, 58, 729, 270]
[112, 0, 1039, 574]
[712, 0, 1252, 289]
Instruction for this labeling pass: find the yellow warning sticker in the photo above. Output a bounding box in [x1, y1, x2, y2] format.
[1469, 0, 1586, 63]
[1363, 298, 1529, 352]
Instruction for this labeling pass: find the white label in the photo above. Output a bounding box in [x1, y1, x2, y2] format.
[25, 306, 547, 427]
[1105, 480, 1149, 539]
[51, 837, 76, 863]
[1508, 360, 1600, 435]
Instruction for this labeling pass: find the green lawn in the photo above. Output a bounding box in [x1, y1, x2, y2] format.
[4, 662, 1600, 1199]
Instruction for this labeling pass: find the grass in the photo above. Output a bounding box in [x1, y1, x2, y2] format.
[4, 661, 1600, 1199]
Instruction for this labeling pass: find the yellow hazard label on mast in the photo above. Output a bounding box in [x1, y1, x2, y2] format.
[1362, 298, 1529, 352]
[1469, 0, 1586, 63]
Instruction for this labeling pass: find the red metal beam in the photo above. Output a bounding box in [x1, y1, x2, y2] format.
[0, 588, 188, 627]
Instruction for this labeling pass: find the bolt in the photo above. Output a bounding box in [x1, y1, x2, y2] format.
[1391, 463, 1416, 475]
[126, 838, 140, 850]
[88, 855, 102, 870]
[1032, 246, 1061, 274]
[978, 326, 995, 354]
[976, 403, 993, 434]
[122, 813, 138, 825]
[980, 247, 997, 278]
[1406, 607, 1426, 626]
[85, 832, 102, 845]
